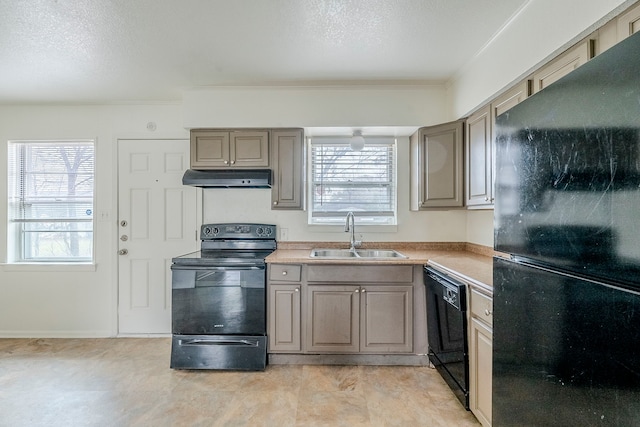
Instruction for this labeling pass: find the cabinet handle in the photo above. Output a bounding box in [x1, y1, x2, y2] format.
[230, 160, 235, 165]
[224, 160, 229, 165]
[361, 288, 366, 293]
[484, 197, 489, 202]
[273, 201, 278, 206]
[282, 271, 288, 276]
[355, 289, 360, 293]
[484, 308, 492, 316]
[295, 287, 299, 292]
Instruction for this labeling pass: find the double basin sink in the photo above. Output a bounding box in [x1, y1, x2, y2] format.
[310, 248, 407, 259]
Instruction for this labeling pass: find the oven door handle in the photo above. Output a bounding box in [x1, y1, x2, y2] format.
[171, 265, 265, 271]
[179, 338, 261, 347]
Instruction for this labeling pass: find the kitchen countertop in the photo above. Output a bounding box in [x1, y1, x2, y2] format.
[267, 242, 504, 293]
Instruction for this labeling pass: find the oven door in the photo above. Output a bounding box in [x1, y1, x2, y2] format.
[171, 264, 266, 335]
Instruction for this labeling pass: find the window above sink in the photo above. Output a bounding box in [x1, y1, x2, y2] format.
[308, 136, 397, 226]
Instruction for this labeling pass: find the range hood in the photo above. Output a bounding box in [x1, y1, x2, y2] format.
[182, 169, 272, 188]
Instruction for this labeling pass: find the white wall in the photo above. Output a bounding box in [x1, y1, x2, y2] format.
[0, 104, 187, 337]
[183, 85, 448, 129]
[448, 0, 632, 119]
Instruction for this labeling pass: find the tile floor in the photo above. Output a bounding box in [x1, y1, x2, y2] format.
[0, 338, 480, 427]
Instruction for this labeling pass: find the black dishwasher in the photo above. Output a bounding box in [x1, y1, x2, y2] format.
[424, 266, 469, 409]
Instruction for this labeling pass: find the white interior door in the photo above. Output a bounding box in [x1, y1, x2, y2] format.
[117, 139, 199, 334]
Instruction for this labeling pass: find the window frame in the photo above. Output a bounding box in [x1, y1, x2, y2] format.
[307, 136, 397, 226]
[7, 139, 96, 264]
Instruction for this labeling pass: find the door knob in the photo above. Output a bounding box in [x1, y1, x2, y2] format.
[119, 249, 128, 255]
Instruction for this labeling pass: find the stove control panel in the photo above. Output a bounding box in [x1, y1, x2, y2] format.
[200, 223, 276, 240]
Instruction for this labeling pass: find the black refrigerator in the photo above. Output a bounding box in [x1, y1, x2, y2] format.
[493, 31, 640, 426]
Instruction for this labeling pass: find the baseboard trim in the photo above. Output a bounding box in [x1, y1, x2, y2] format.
[269, 353, 429, 366]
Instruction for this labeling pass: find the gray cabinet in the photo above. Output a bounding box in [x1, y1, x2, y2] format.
[469, 287, 493, 427]
[304, 264, 414, 354]
[306, 283, 413, 354]
[268, 284, 302, 352]
[270, 129, 304, 210]
[190, 129, 269, 169]
[466, 80, 530, 209]
[306, 285, 360, 353]
[410, 121, 464, 209]
[465, 105, 492, 208]
[531, 39, 594, 94]
[267, 264, 302, 353]
[617, 1, 640, 40]
[360, 285, 413, 353]
[268, 263, 415, 355]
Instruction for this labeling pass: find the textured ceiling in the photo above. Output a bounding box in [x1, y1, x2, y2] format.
[0, 0, 529, 103]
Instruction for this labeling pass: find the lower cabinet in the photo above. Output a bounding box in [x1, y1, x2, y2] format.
[267, 263, 415, 355]
[268, 284, 301, 352]
[306, 285, 360, 352]
[268, 264, 302, 352]
[306, 284, 413, 353]
[469, 288, 494, 427]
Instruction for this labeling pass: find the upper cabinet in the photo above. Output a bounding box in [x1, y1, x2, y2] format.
[618, 1, 640, 40]
[270, 129, 304, 210]
[531, 39, 595, 93]
[465, 80, 531, 209]
[190, 129, 269, 169]
[410, 121, 464, 209]
[465, 105, 492, 208]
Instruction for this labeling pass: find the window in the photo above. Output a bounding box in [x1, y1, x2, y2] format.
[309, 136, 396, 225]
[7, 140, 95, 263]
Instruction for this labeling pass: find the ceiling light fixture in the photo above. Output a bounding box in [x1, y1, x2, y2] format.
[350, 130, 365, 151]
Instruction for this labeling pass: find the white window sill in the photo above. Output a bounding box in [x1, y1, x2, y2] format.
[0, 263, 97, 272]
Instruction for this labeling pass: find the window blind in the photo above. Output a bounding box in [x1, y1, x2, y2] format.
[309, 136, 396, 225]
[7, 140, 95, 262]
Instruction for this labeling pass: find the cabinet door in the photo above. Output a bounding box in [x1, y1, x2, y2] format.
[230, 131, 269, 167]
[306, 285, 360, 353]
[491, 80, 529, 121]
[360, 285, 413, 353]
[191, 131, 230, 168]
[410, 121, 464, 209]
[618, 2, 640, 40]
[532, 39, 594, 93]
[470, 317, 493, 427]
[268, 284, 302, 352]
[466, 105, 492, 207]
[271, 129, 304, 209]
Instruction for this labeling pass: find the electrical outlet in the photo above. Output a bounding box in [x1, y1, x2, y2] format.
[280, 228, 289, 241]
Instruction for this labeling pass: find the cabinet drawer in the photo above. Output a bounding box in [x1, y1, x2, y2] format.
[470, 288, 493, 327]
[269, 264, 302, 282]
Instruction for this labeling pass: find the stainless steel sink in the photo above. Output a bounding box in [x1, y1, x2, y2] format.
[310, 248, 407, 259]
[356, 249, 407, 258]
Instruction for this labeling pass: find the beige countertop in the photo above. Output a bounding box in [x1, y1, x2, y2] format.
[266, 242, 503, 293]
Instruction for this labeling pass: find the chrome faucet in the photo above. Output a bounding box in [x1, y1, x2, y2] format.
[344, 211, 362, 254]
